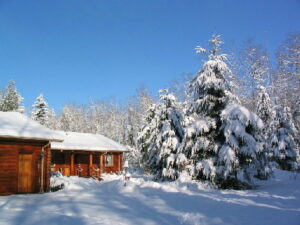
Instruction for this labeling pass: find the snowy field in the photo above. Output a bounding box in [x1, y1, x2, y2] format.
[0, 170, 299, 225]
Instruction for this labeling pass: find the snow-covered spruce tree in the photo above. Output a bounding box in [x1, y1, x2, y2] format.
[0, 81, 24, 112]
[179, 34, 237, 183]
[180, 35, 266, 188]
[255, 86, 275, 178]
[256, 86, 274, 129]
[270, 104, 299, 171]
[137, 104, 156, 165]
[220, 104, 266, 184]
[138, 89, 184, 180]
[31, 94, 49, 125]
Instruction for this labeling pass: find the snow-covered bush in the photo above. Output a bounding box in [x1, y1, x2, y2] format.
[50, 171, 65, 192]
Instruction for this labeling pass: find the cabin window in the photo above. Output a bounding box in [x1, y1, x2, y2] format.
[105, 154, 113, 167]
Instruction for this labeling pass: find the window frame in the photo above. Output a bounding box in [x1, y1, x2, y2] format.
[105, 154, 114, 167]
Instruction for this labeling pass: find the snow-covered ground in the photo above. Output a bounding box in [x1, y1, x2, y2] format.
[0, 170, 299, 225]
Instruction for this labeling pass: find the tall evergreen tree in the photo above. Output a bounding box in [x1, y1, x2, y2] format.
[219, 104, 266, 184]
[179, 34, 237, 182]
[256, 86, 274, 128]
[270, 104, 299, 171]
[180, 35, 266, 188]
[255, 86, 275, 178]
[0, 81, 24, 112]
[138, 89, 184, 180]
[31, 94, 49, 125]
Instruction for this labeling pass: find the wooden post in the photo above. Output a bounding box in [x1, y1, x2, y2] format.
[89, 154, 93, 177]
[70, 153, 74, 176]
[99, 154, 103, 175]
[120, 153, 123, 171]
[98, 154, 101, 177]
[117, 153, 120, 172]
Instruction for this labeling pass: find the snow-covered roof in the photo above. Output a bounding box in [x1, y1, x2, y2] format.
[51, 131, 128, 152]
[0, 112, 64, 142]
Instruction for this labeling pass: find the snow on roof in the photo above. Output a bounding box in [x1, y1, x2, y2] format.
[51, 131, 128, 152]
[0, 112, 64, 142]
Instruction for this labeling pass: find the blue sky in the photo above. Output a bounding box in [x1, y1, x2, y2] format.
[0, 0, 299, 111]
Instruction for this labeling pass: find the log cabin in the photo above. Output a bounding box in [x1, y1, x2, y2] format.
[0, 112, 63, 196]
[51, 131, 128, 179]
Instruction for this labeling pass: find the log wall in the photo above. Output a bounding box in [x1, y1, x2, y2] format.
[104, 152, 123, 173]
[0, 139, 50, 196]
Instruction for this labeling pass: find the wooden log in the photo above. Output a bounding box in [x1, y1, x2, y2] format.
[89, 154, 93, 176]
[118, 153, 120, 172]
[99, 154, 103, 175]
[70, 153, 74, 176]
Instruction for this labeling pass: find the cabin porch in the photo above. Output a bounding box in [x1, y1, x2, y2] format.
[51, 150, 123, 178]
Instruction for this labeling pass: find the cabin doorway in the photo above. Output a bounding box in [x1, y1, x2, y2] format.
[18, 154, 34, 193]
[75, 154, 89, 177]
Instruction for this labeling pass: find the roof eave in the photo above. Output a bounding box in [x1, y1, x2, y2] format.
[0, 135, 64, 142]
[51, 147, 128, 152]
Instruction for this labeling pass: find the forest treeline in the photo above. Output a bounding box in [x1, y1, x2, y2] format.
[1, 33, 299, 188]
